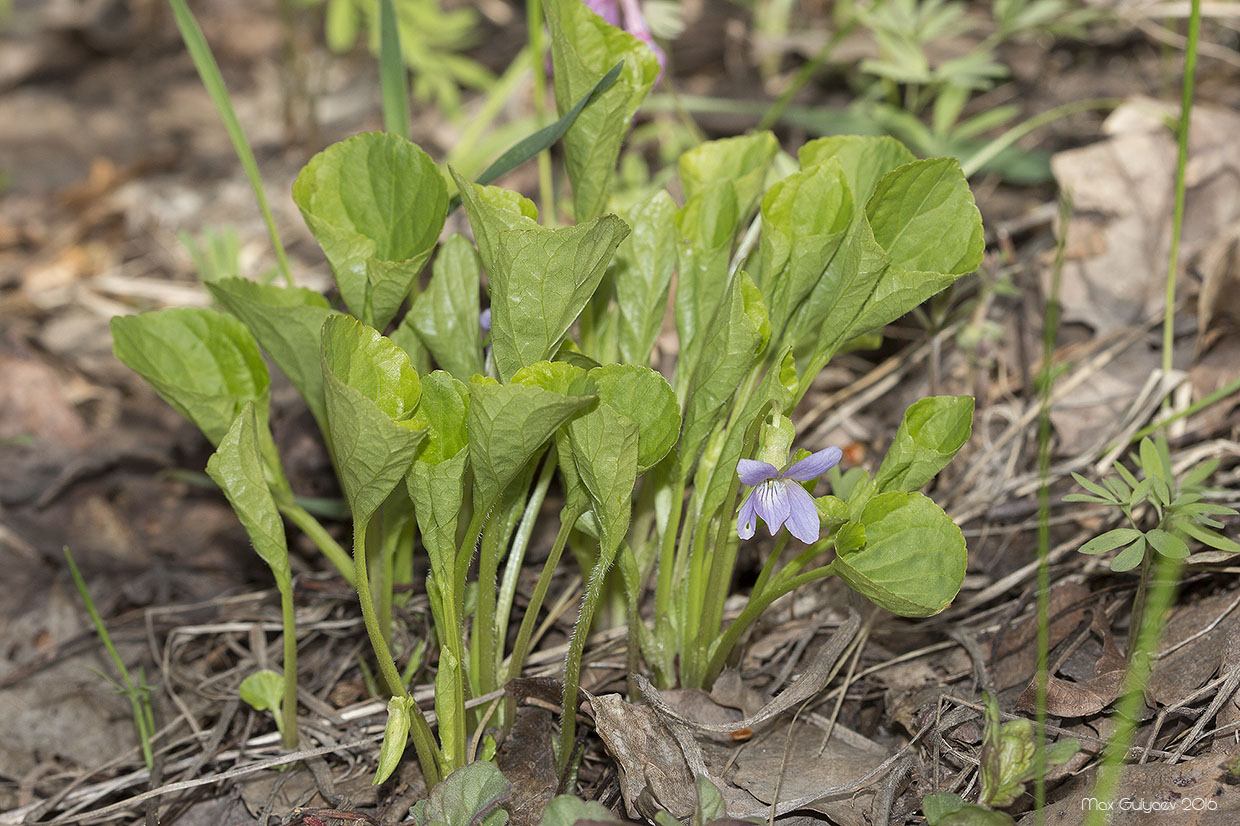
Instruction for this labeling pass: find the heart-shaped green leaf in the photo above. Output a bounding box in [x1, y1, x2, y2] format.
[679, 132, 778, 221]
[612, 190, 677, 366]
[798, 135, 916, 208]
[834, 490, 967, 617]
[467, 375, 595, 515]
[205, 277, 336, 429]
[206, 402, 290, 587]
[111, 308, 270, 447]
[588, 363, 679, 473]
[874, 396, 974, 492]
[294, 132, 447, 329]
[321, 315, 425, 524]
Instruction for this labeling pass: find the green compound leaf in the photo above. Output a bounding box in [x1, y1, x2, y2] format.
[1174, 519, 1240, 553]
[491, 216, 630, 381]
[834, 491, 967, 617]
[468, 375, 595, 516]
[1109, 536, 1147, 572]
[1147, 528, 1190, 559]
[205, 278, 336, 429]
[874, 396, 974, 493]
[402, 234, 484, 382]
[111, 307, 270, 447]
[294, 132, 447, 329]
[373, 695, 413, 785]
[206, 402, 290, 588]
[1078, 528, 1142, 555]
[679, 132, 779, 222]
[546, 0, 660, 221]
[411, 760, 511, 826]
[613, 190, 678, 366]
[754, 157, 854, 342]
[321, 315, 425, 524]
[798, 135, 916, 208]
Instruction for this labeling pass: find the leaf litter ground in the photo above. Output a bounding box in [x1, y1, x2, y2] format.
[2, 2, 1240, 825]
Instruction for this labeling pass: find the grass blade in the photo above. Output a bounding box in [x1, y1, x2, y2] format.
[378, 0, 411, 140]
[167, 0, 293, 286]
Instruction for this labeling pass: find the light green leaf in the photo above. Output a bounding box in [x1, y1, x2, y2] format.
[693, 775, 728, 826]
[373, 695, 413, 785]
[403, 234, 484, 381]
[1078, 528, 1142, 555]
[488, 214, 630, 381]
[468, 376, 595, 515]
[874, 396, 974, 492]
[847, 158, 984, 335]
[412, 371, 470, 466]
[613, 190, 678, 365]
[754, 157, 854, 341]
[546, 0, 660, 221]
[450, 170, 540, 276]
[321, 316, 425, 524]
[1174, 519, 1240, 553]
[1071, 472, 1119, 503]
[798, 135, 916, 208]
[680, 272, 765, 466]
[206, 402, 290, 587]
[834, 491, 967, 617]
[1110, 537, 1147, 572]
[922, 792, 1015, 826]
[293, 132, 447, 328]
[205, 278, 336, 429]
[568, 404, 639, 554]
[239, 669, 285, 728]
[538, 795, 618, 826]
[679, 132, 778, 221]
[588, 364, 679, 473]
[674, 180, 740, 384]
[412, 761, 511, 826]
[1147, 528, 1189, 559]
[111, 308, 270, 447]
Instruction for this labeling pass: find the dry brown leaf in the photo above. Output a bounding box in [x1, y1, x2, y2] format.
[1018, 612, 1127, 717]
[1148, 591, 1240, 707]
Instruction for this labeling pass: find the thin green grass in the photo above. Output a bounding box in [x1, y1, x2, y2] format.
[63, 547, 157, 772]
[378, 0, 411, 141]
[167, 0, 293, 287]
[1082, 2, 1202, 821]
[1033, 193, 1072, 822]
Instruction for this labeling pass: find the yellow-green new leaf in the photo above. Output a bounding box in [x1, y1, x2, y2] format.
[206, 278, 336, 430]
[402, 234, 484, 381]
[206, 402, 291, 588]
[294, 132, 447, 329]
[834, 491, 967, 617]
[321, 316, 425, 524]
[874, 396, 974, 493]
[111, 308, 270, 447]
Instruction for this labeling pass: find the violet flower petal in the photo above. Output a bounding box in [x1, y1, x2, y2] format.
[782, 446, 843, 482]
[737, 459, 779, 486]
[584, 0, 622, 28]
[754, 480, 791, 535]
[783, 482, 821, 544]
[737, 490, 758, 540]
[480, 307, 491, 334]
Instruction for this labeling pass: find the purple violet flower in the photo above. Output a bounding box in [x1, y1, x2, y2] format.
[480, 307, 491, 334]
[736, 446, 842, 544]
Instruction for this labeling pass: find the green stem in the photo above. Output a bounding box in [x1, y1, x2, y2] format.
[278, 583, 300, 749]
[279, 501, 355, 586]
[472, 517, 505, 698]
[377, 0, 410, 140]
[496, 452, 558, 664]
[1130, 375, 1240, 443]
[507, 507, 583, 683]
[558, 540, 616, 773]
[703, 561, 837, 685]
[353, 518, 405, 697]
[526, 0, 556, 224]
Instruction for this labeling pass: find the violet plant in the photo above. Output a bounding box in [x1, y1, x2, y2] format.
[112, 0, 983, 788]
